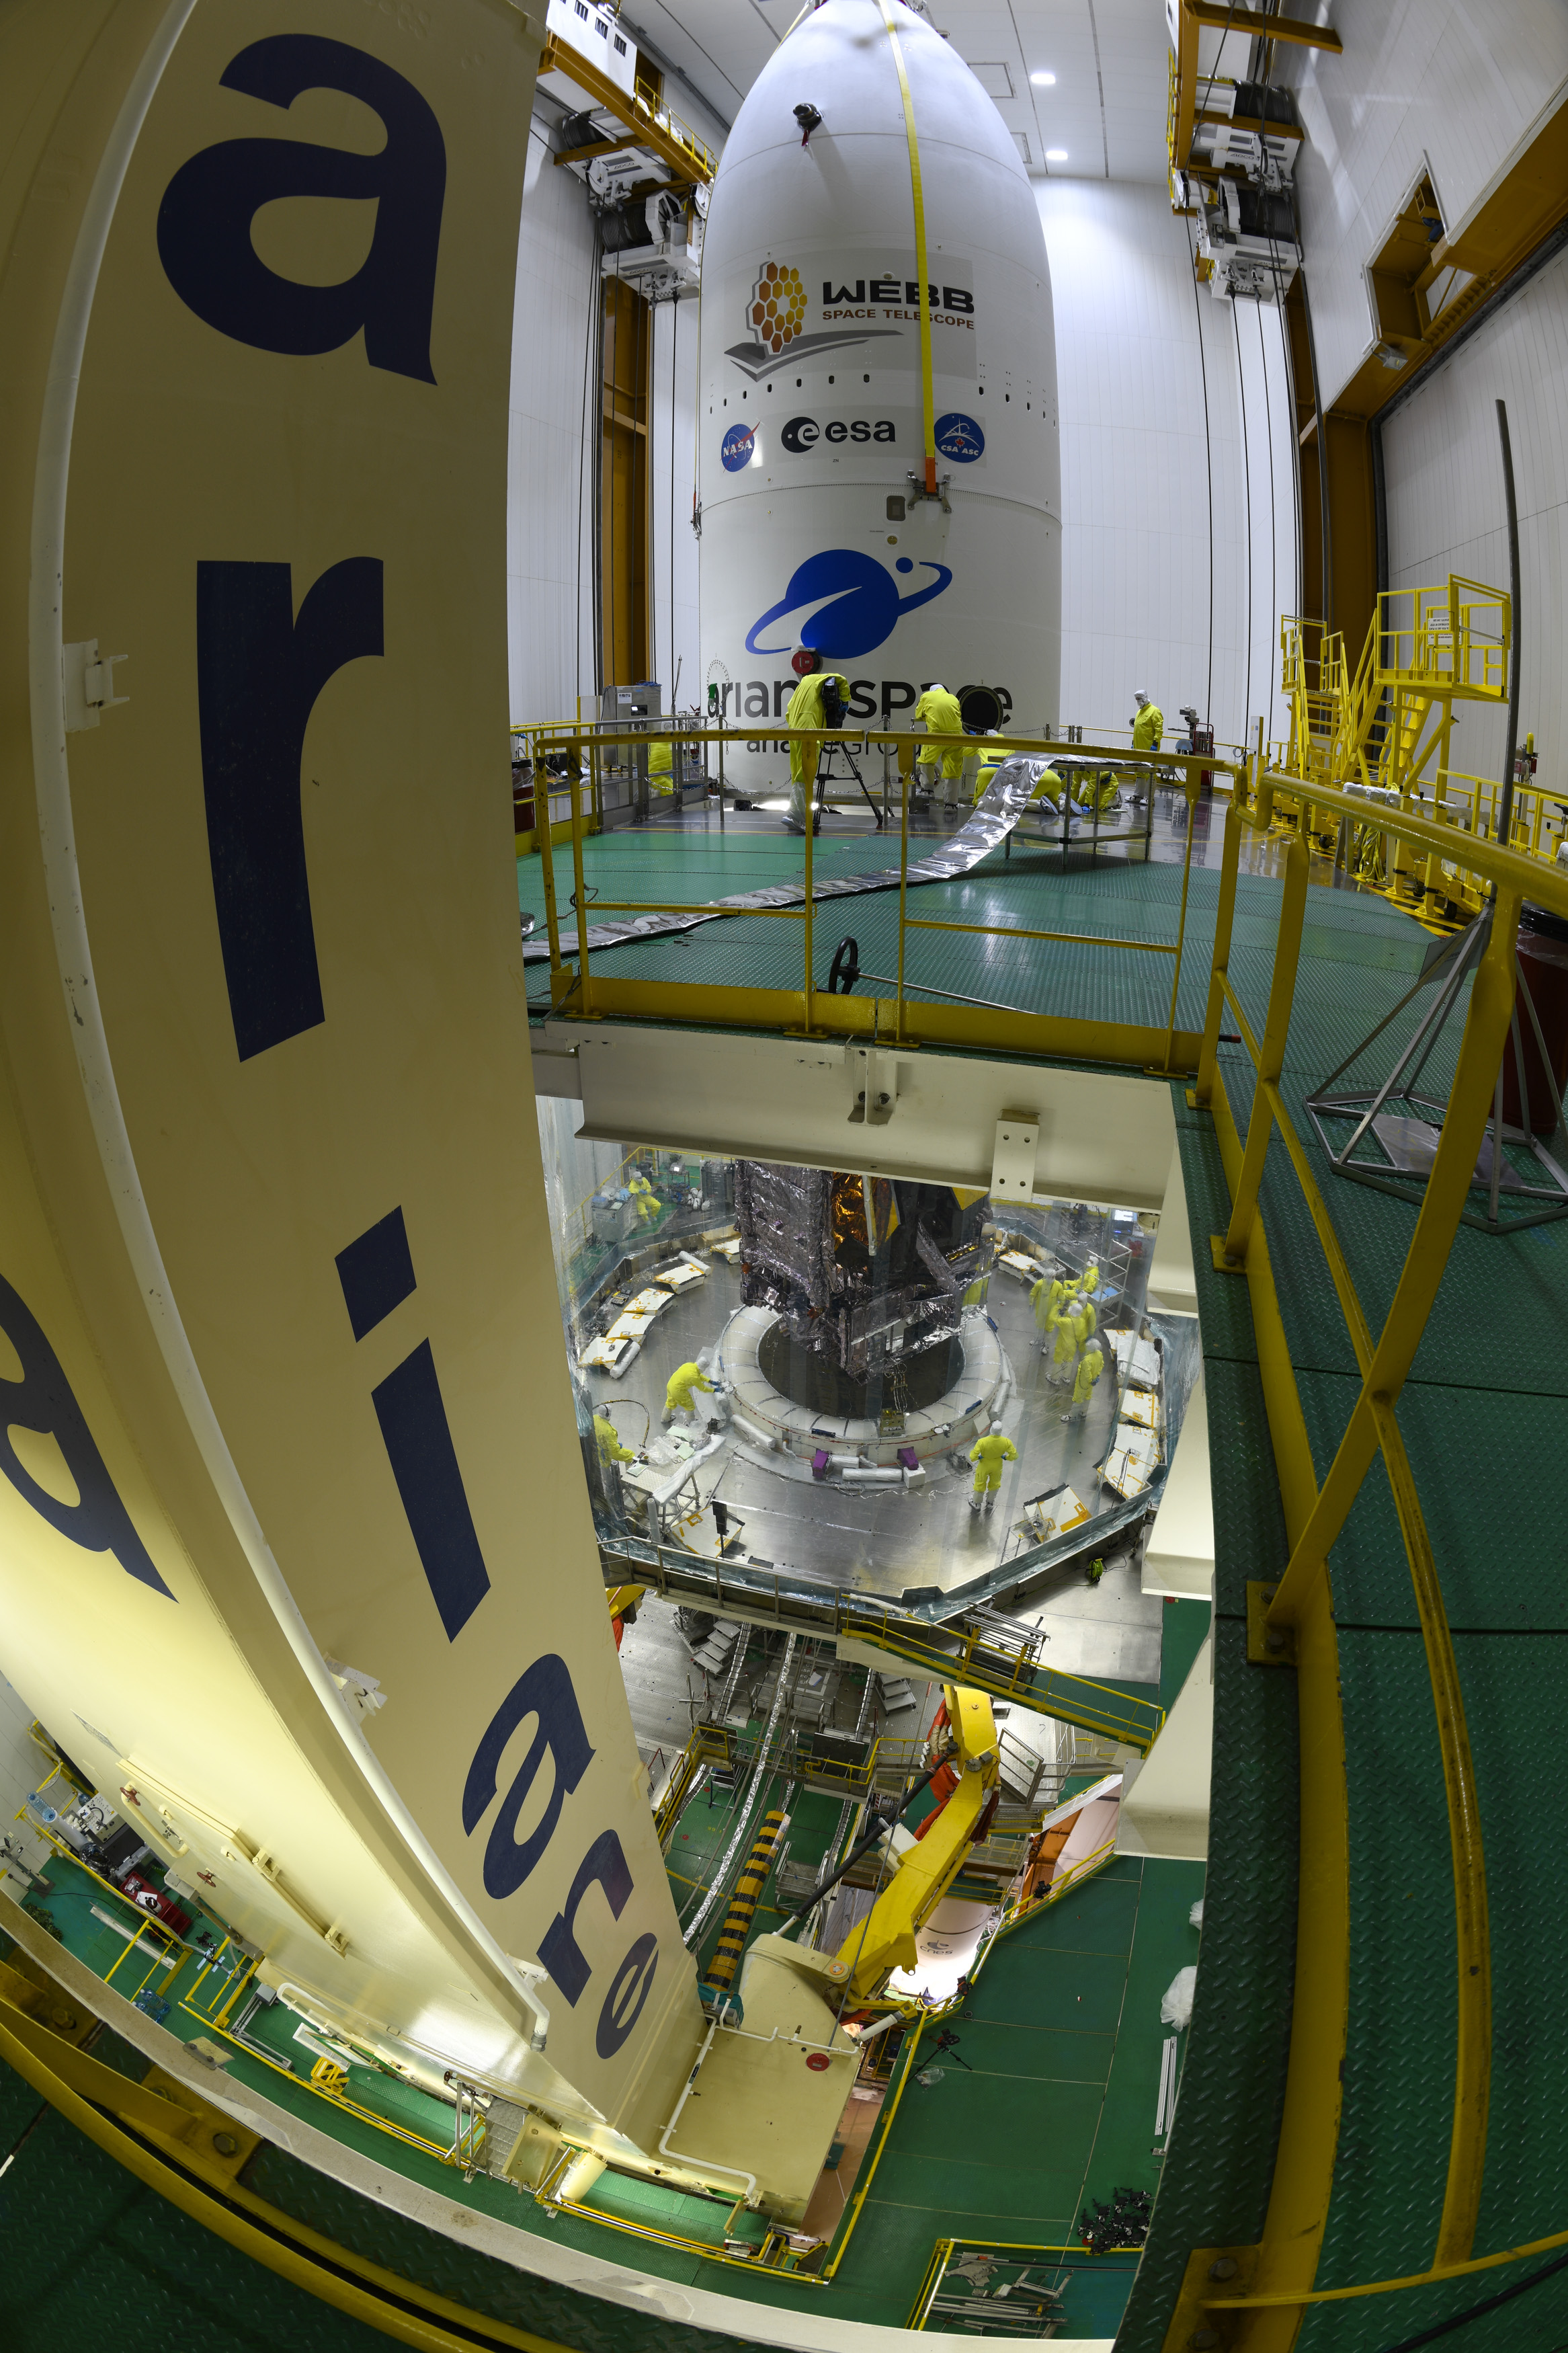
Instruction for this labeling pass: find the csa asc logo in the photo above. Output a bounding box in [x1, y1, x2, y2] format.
[720, 421, 756, 471]
[935, 412, 985, 462]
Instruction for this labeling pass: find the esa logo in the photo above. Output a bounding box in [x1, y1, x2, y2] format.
[782, 415, 897, 453]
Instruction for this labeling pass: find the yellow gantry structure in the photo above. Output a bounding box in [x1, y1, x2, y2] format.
[835, 1685, 1000, 2005]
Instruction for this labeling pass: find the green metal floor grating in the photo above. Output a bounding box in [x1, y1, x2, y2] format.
[8, 832, 1559, 2346]
[1122, 881, 1568, 2351]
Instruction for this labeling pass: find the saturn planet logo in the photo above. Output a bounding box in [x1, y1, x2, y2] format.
[751, 261, 807, 356]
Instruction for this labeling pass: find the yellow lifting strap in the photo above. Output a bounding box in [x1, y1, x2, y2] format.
[876, 0, 938, 493]
[706, 1807, 790, 1991]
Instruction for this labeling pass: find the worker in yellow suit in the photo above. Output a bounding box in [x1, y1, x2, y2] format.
[626, 1170, 661, 1226]
[968, 1422, 1018, 1514]
[1030, 1273, 1068, 1347]
[1061, 1341, 1104, 1426]
[663, 1359, 716, 1426]
[594, 1411, 636, 1466]
[911, 683, 966, 795]
[1132, 692, 1163, 753]
[1075, 1291, 1098, 1347]
[784, 654, 850, 833]
[1080, 1259, 1100, 1295]
[647, 737, 675, 797]
[1048, 1301, 1085, 1388]
[970, 737, 1005, 805]
[1030, 765, 1067, 817]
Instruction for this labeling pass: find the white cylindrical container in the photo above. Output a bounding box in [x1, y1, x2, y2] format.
[698, 0, 1060, 800]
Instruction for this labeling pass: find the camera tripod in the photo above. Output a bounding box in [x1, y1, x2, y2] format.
[813, 735, 883, 828]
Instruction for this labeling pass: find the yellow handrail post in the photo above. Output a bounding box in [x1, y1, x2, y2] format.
[802, 731, 816, 1035]
[896, 748, 909, 1042]
[1368, 1398, 1491, 2267]
[1266, 889, 1522, 1627]
[1194, 790, 1245, 1106]
[536, 729, 566, 998]
[568, 740, 592, 1015]
[1219, 830, 1309, 1267]
[1161, 774, 1199, 1071]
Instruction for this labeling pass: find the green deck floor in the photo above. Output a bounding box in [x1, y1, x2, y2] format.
[1123, 877, 1568, 2350]
[522, 820, 1427, 1046]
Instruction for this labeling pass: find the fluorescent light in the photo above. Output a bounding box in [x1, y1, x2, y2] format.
[1046, 148, 1068, 161]
[1030, 71, 1056, 85]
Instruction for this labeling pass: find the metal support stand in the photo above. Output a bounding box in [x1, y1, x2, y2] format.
[1305, 908, 1568, 1232]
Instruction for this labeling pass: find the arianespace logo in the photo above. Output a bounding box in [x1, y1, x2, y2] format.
[746, 548, 952, 661]
[727, 255, 973, 381]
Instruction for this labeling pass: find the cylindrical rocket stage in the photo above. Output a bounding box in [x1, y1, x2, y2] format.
[698, 0, 1061, 799]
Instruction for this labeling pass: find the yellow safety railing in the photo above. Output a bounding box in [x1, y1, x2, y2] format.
[1172, 747, 1568, 2342]
[518, 719, 1245, 1079]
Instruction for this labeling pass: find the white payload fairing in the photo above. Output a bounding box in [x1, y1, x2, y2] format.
[698, 0, 1061, 794]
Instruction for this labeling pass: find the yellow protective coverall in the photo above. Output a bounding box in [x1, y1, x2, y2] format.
[1063, 1343, 1104, 1423]
[1050, 1302, 1091, 1383]
[912, 686, 966, 783]
[964, 1273, 991, 1308]
[594, 1412, 635, 1465]
[1030, 766, 1067, 813]
[971, 739, 1005, 804]
[1030, 1275, 1067, 1332]
[784, 669, 850, 827]
[1075, 1295, 1098, 1345]
[1081, 1261, 1100, 1295]
[969, 1429, 1018, 1493]
[1132, 702, 1164, 753]
[627, 1171, 661, 1224]
[664, 1361, 715, 1420]
[648, 739, 674, 797]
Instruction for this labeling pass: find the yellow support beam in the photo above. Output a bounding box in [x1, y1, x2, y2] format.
[835, 1686, 999, 2003]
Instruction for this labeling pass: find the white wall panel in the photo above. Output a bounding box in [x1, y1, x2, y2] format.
[1282, 0, 1568, 409]
[1383, 242, 1568, 795]
[507, 119, 599, 723]
[1038, 180, 1296, 753]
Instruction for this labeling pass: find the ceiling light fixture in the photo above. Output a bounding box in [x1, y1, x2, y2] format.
[1030, 71, 1056, 85]
[1045, 148, 1067, 161]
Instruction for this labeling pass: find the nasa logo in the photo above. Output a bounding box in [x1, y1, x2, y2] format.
[720, 422, 756, 472]
[746, 548, 952, 660]
[781, 415, 897, 452]
[934, 411, 985, 463]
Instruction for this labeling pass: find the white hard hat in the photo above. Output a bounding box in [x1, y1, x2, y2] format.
[1134, 690, 1150, 706]
[930, 682, 946, 694]
[989, 1419, 1004, 1433]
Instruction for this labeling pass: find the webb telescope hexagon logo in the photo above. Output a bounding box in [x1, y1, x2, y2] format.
[726, 258, 901, 381]
[750, 261, 807, 356]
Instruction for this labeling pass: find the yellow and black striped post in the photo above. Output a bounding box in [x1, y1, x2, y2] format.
[706, 1810, 790, 1991]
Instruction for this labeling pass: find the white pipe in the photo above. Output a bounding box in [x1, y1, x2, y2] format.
[847, 2009, 906, 2046]
[731, 1412, 780, 1452]
[839, 1466, 903, 1484]
[655, 2018, 759, 2205]
[826, 1451, 866, 1468]
[90, 1905, 178, 1965]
